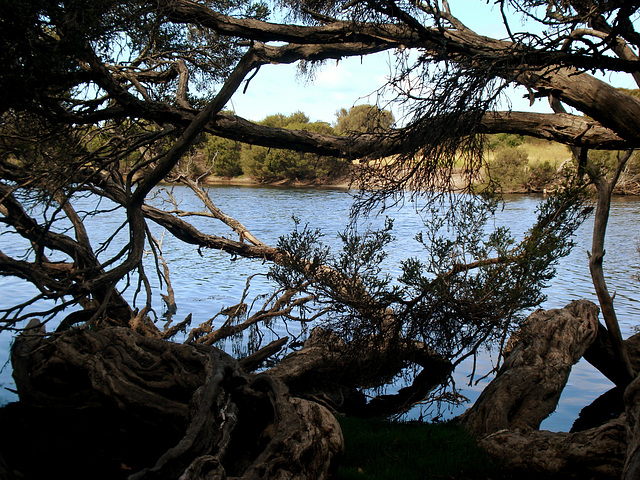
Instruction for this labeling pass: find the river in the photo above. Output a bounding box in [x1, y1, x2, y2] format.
[1, 185, 639, 432]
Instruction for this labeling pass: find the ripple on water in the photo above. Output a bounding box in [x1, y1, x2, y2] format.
[0, 187, 638, 431]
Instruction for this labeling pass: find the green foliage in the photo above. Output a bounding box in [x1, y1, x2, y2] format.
[241, 112, 348, 181]
[489, 146, 530, 190]
[0, 111, 137, 192]
[202, 135, 243, 177]
[189, 110, 362, 181]
[272, 188, 590, 377]
[529, 160, 556, 190]
[487, 133, 526, 148]
[337, 417, 498, 480]
[260, 111, 310, 128]
[335, 105, 395, 135]
[272, 217, 329, 289]
[588, 149, 619, 171]
[401, 188, 590, 358]
[271, 217, 397, 315]
[588, 149, 640, 177]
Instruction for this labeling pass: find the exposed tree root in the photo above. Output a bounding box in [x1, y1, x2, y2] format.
[459, 300, 637, 479]
[7, 323, 343, 480]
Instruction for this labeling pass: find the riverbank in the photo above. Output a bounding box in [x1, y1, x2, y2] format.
[192, 168, 472, 191]
[151, 132, 640, 195]
[198, 173, 353, 189]
[196, 166, 640, 196]
[194, 171, 554, 195]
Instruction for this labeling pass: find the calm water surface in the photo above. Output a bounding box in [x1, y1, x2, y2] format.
[1, 186, 639, 432]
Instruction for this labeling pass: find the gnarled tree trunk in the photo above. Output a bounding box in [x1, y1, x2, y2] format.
[460, 299, 600, 435]
[8, 322, 343, 480]
[458, 300, 640, 479]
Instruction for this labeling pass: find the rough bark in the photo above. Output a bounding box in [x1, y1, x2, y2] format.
[459, 300, 600, 435]
[520, 67, 640, 143]
[266, 327, 452, 417]
[623, 374, 640, 479]
[9, 322, 343, 480]
[477, 418, 627, 479]
[107, 108, 637, 164]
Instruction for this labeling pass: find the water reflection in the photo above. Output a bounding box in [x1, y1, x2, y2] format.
[0, 186, 638, 432]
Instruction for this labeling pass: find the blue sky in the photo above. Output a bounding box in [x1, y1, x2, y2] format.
[225, 2, 639, 125]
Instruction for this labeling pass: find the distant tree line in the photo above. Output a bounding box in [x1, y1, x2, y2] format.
[178, 100, 640, 192]
[175, 105, 395, 181]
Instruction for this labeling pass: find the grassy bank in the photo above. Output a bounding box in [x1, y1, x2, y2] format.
[336, 416, 500, 480]
[485, 135, 640, 194]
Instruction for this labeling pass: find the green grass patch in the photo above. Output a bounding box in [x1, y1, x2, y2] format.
[337, 417, 499, 480]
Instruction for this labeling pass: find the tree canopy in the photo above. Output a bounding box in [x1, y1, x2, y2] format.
[334, 105, 395, 135]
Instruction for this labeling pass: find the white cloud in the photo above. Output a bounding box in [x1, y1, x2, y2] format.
[228, 53, 395, 123]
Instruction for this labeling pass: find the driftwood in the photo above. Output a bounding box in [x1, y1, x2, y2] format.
[460, 299, 600, 435]
[8, 322, 343, 480]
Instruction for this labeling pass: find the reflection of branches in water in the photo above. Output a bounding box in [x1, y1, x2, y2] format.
[146, 230, 177, 324]
[399, 380, 470, 423]
[145, 171, 330, 360]
[0, 142, 283, 334]
[0, 294, 78, 332]
[0, 186, 131, 332]
[182, 272, 327, 366]
[167, 287, 314, 366]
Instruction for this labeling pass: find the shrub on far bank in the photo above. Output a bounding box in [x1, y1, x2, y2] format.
[241, 112, 349, 182]
[203, 136, 243, 177]
[488, 146, 530, 191]
[529, 160, 556, 191]
[486, 133, 525, 149]
[335, 105, 395, 135]
[590, 149, 640, 195]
